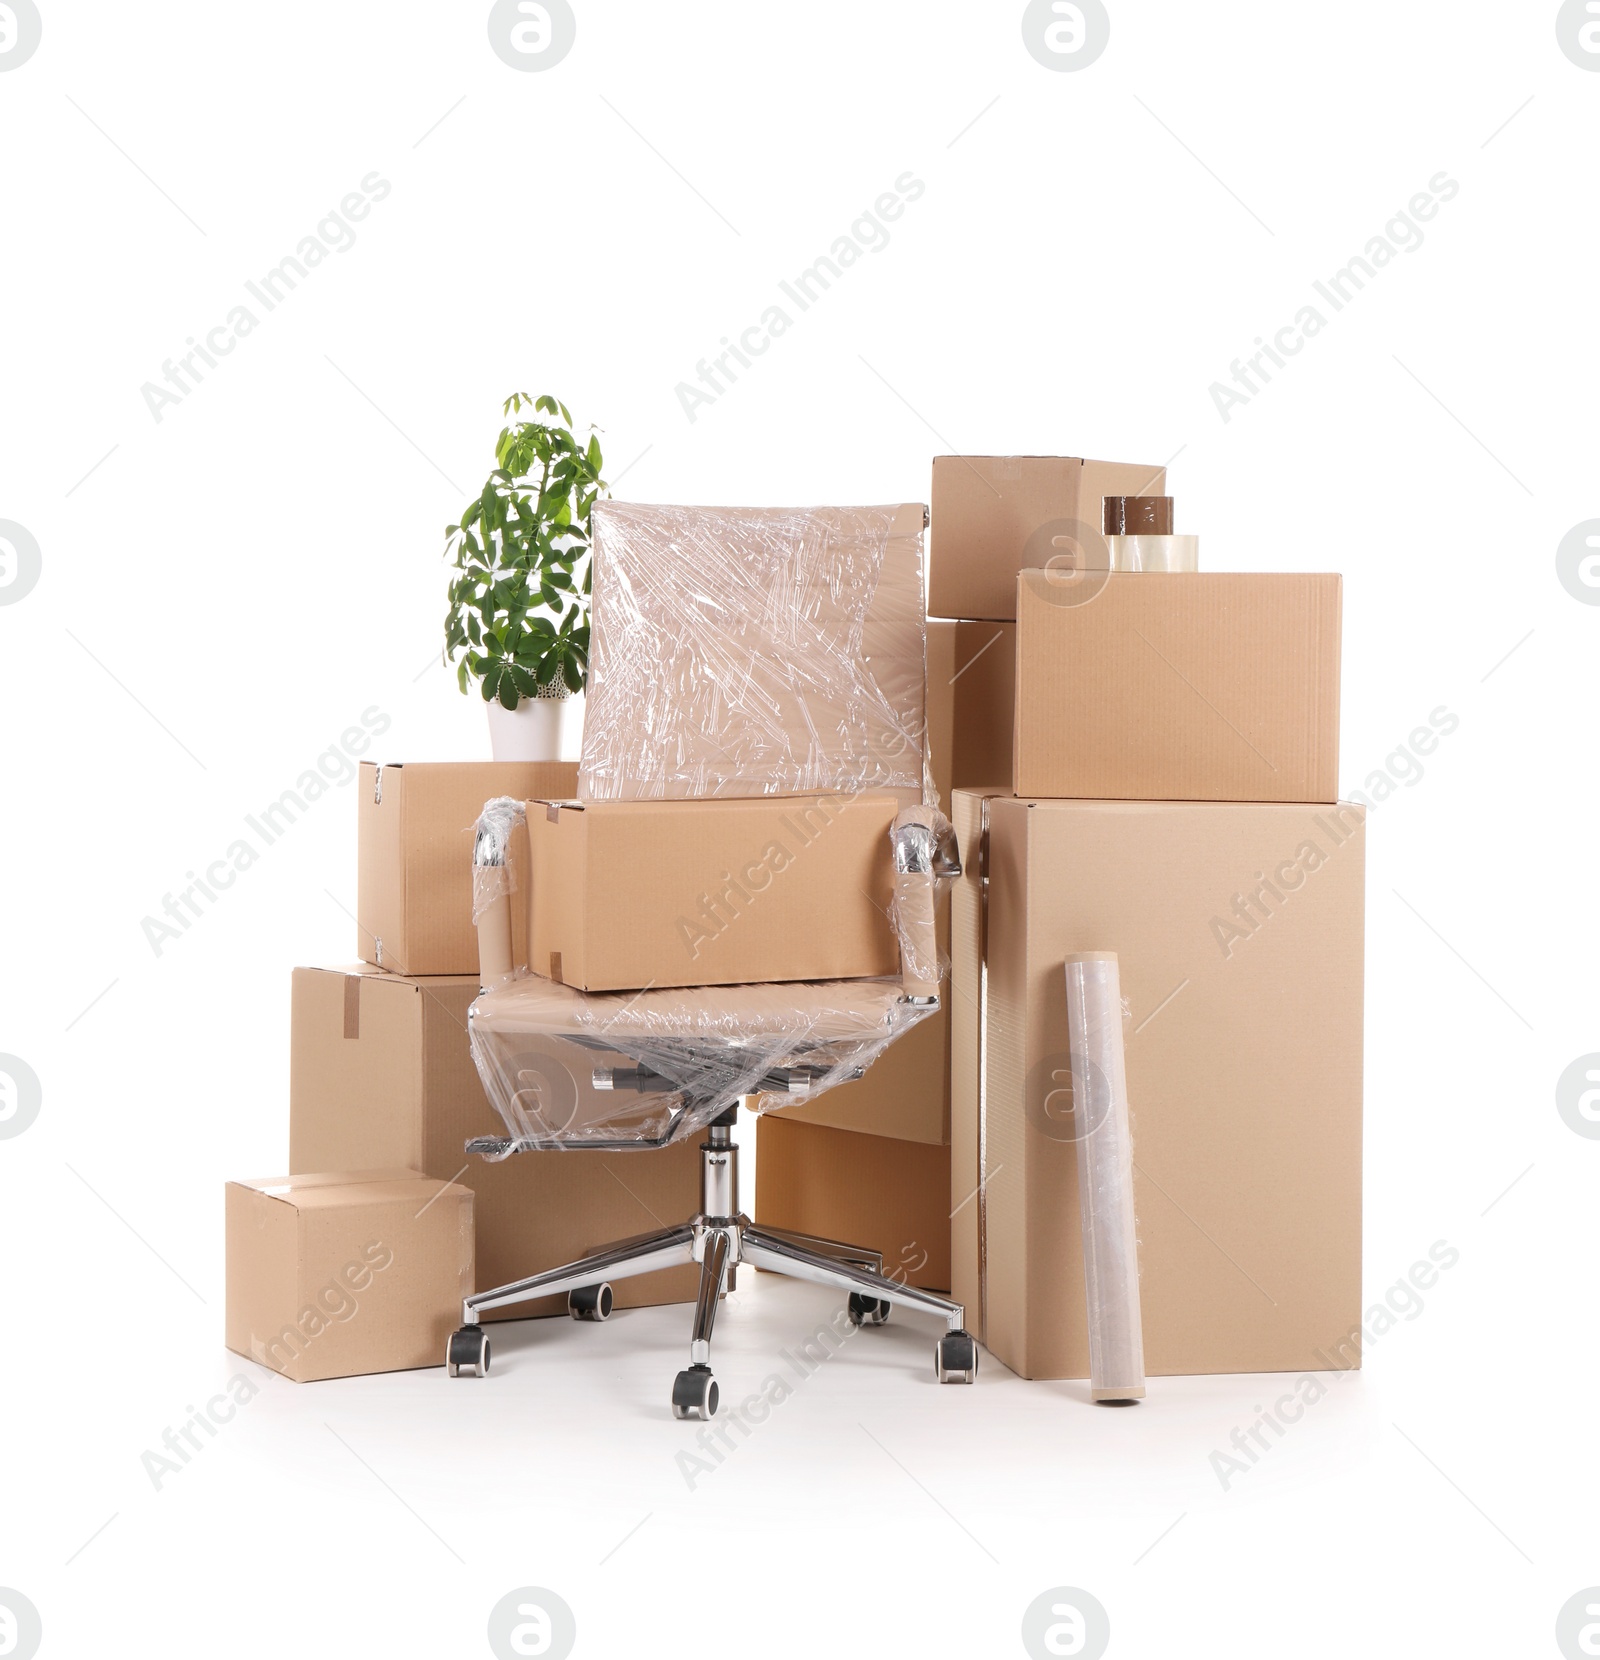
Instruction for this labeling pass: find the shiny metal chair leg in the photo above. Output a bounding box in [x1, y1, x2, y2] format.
[740, 1225, 979, 1383]
[750, 1223, 883, 1274]
[673, 1229, 731, 1420]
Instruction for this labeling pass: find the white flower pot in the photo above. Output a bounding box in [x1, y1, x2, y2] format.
[486, 692, 584, 763]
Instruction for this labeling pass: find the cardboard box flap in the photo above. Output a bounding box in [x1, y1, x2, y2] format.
[231, 1169, 434, 1207]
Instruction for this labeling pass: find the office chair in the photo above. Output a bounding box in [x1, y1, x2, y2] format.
[445, 504, 978, 1418]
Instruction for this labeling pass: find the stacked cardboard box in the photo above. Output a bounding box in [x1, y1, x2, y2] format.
[226, 759, 705, 1385]
[932, 457, 1365, 1382]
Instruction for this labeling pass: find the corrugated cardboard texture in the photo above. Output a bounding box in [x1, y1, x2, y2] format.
[356, 760, 578, 976]
[1013, 572, 1342, 803]
[754, 1115, 951, 1290]
[953, 793, 1365, 1380]
[930, 456, 1167, 621]
[289, 966, 700, 1318]
[926, 619, 1016, 804]
[225, 1170, 474, 1382]
[526, 795, 901, 991]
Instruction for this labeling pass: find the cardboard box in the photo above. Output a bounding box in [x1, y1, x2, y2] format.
[525, 794, 902, 992]
[755, 1115, 950, 1290]
[779, 1003, 949, 1146]
[930, 456, 1167, 621]
[357, 760, 578, 976]
[225, 1170, 473, 1381]
[952, 790, 1365, 1380]
[925, 618, 1016, 801]
[1014, 571, 1342, 804]
[289, 965, 701, 1318]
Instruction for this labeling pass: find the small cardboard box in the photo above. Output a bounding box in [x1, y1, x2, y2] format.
[755, 1115, 950, 1290]
[357, 760, 578, 976]
[290, 966, 701, 1318]
[225, 1170, 473, 1382]
[525, 794, 902, 992]
[952, 790, 1365, 1380]
[930, 455, 1167, 622]
[1013, 571, 1342, 803]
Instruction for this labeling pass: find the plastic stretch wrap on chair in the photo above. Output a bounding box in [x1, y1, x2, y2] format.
[465, 801, 958, 1148]
[469, 976, 936, 1148]
[578, 503, 932, 804]
[471, 796, 525, 924]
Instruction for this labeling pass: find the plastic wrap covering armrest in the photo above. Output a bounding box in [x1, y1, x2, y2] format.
[473, 796, 526, 991]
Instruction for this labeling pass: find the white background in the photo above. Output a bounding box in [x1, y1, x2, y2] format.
[2, 3, 1596, 1656]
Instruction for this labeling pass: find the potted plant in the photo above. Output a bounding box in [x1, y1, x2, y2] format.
[444, 392, 606, 761]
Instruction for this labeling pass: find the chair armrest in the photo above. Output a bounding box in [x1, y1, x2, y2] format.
[473, 797, 526, 992]
[890, 805, 960, 998]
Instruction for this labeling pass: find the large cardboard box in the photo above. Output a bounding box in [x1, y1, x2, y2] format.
[525, 794, 901, 991]
[225, 1170, 473, 1381]
[1014, 571, 1341, 803]
[289, 965, 700, 1318]
[930, 455, 1167, 621]
[755, 1115, 951, 1290]
[952, 790, 1365, 1380]
[357, 760, 577, 976]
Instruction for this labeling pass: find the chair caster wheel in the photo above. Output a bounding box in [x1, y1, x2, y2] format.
[935, 1329, 978, 1384]
[569, 1283, 614, 1321]
[671, 1364, 719, 1420]
[848, 1292, 890, 1327]
[447, 1325, 490, 1378]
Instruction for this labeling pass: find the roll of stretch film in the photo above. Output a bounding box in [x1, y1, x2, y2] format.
[1064, 952, 1146, 1403]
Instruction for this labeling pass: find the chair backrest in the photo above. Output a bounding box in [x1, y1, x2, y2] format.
[577, 502, 929, 803]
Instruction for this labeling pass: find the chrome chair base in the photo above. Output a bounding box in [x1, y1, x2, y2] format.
[446, 1119, 978, 1414]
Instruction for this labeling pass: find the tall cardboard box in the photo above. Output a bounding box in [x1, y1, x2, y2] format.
[1013, 572, 1341, 803]
[952, 790, 1365, 1380]
[755, 1116, 951, 1290]
[930, 455, 1167, 621]
[357, 760, 577, 976]
[290, 965, 700, 1318]
[226, 1170, 474, 1381]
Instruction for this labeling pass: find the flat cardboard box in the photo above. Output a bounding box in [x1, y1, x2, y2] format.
[925, 619, 1016, 802]
[952, 791, 1365, 1380]
[526, 794, 901, 992]
[755, 1115, 951, 1290]
[225, 1170, 473, 1382]
[357, 760, 578, 976]
[289, 965, 701, 1318]
[930, 455, 1167, 621]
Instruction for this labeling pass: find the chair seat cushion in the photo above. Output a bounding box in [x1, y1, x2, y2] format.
[468, 974, 933, 1148]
